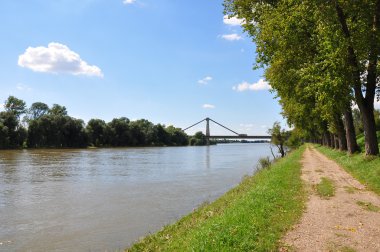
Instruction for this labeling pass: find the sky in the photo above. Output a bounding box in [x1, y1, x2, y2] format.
[0, 0, 286, 135]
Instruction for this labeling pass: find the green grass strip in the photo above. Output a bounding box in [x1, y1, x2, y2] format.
[126, 146, 306, 252]
[356, 201, 380, 212]
[314, 145, 380, 196]
[316, 177, 335, 198]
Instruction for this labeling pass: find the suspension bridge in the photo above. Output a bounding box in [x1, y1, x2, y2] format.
[183, 117, 271, 145]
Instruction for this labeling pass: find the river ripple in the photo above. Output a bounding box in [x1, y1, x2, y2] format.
[0, 143, 271, 252]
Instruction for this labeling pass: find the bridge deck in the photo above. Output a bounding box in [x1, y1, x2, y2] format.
[205, 135, 271, 139]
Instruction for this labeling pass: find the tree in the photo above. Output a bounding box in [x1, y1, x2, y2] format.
[166, 125, 189, 146]
[29, 102, 49, 120]
[4, 96, 26, 117]
[108, 117, 131, 146]
[189, 131, 207, 146]
[224, 0, 364, 154]
[268, 122, 289, 158]
[0, 96, 27, 148]
[49, 104, 68, 116]
[86, 119, 108, 147]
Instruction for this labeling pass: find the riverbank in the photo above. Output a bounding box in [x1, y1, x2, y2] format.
[126, 146, 306, 251]
[314, 145, 380, 195]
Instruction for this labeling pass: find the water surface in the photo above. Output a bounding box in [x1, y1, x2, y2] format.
[0, 143, 271, 251]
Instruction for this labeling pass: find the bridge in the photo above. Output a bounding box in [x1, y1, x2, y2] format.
[183, 118, 271, 145]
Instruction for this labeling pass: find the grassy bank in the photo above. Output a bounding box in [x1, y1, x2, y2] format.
[356, 131, 380, 150]
[314, 145, 380, 195]
[127, 146, 306, 251]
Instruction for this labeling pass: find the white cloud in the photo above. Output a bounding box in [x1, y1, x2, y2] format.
[240, 123, 255, 128]
[16, 83, 32, 91]
[18, 42, 103, 77]
[223, 15, 245, 26]
[198, 76, 212, 85]
[221, 34, 242, 41]
[203, 104, 215, 109]
[232, 79, 271, 92]
[123, 0, 136, 4]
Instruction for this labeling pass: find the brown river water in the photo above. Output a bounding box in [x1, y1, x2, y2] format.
[0, 143, 271, 252]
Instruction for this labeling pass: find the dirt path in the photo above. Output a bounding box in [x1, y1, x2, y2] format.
[281, 146, 380, 252]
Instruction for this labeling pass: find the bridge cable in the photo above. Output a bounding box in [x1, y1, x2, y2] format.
[209, 118, 240, 136]
[182, 118, 206, 131]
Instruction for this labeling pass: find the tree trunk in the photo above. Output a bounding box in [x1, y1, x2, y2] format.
[344, 108, 359, 154]
[327, 133, 333, 148]
[334, 1, 380, 155]
[322, 134, 327, 146]
[336, 117, 347, 151]
[361, 104, 379, 155]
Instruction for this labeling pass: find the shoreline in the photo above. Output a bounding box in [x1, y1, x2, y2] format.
[126, 146, 306, 251]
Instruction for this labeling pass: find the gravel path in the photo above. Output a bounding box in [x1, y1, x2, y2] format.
[281, 146, 380, 252]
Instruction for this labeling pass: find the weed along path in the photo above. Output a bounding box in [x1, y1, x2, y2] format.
[281, 147, 380, 251]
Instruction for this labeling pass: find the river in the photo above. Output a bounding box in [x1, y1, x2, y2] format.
[0, 143, 271, 252]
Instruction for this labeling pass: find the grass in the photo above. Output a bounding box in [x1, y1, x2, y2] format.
[126, 146, 306, 252]
[356, 131, 380, 151]
[327, 242, 357, 252]
[315, 177, 335, 198]
[356, 201, 380, 212]
[314, 145, 380, 196]
[344, 186, 357, 194]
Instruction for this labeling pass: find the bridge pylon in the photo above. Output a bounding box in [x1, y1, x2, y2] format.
[205, 118, 210, 146]
[182, 117, 271, 143]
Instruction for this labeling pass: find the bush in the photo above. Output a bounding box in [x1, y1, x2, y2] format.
[257, 156, 271, 170]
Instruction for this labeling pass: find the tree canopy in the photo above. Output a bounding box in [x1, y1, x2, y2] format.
[224, 0, 380, 155]
[0, 96, 189, 149]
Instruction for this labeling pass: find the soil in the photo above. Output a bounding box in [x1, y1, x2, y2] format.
[280, 147, 380, 252]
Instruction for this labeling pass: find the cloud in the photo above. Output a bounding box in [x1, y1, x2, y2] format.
[198, 76, 212, 85]
[18, 42, 103, 77]
[223, 15, 245, 26]
[203, 104, 215, 109]
[240, 123, 255, 128]
[221, 34, 242, 41]
[16, 83, 32, 91]
[123, 0, 136, 4]
[232, 79, 271, 92]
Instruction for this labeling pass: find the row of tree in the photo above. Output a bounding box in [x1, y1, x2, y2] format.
[0, 96, 189, 149]
[225, 0, 380, 155]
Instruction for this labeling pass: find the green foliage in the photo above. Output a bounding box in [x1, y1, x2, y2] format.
[29, 102, 49, 120]
[189, 131, 207, 146]
[315, 145, 380, 195]
[268, 122, 289, 157]
[224, 0, 380, 155]
[315, 177, 335, 198]
[127, 146, 306, 251]
[49, 104, 68, 116]
[352, 108, 364, 136]
[356, 201, 380, 212]
[286, 128, 304, 149]
[4, 96, 26, 117]
[0, 95, 189, 149]
[257, 156, 271, 169]
[27, 114, 88, 148]
[356, 131, 380, 152]
[0, 96, 28, 149]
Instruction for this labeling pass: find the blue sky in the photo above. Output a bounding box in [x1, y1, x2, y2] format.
[0, 0, 284, 135]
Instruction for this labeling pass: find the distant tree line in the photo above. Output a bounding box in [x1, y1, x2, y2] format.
[0, 96, 189, 149]
[225, 0, 380, 155]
